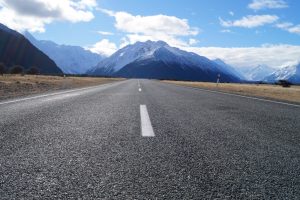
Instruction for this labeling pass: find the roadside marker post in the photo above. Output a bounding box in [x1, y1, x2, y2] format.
[216, 74, 220, 87]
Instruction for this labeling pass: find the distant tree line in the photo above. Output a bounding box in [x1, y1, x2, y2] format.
[276, 80, 292, 87]
[0, 62, 117, 78]
[0, 63, 39, 76]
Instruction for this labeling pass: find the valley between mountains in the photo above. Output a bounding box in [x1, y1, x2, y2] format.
[1, 23, 300, 85]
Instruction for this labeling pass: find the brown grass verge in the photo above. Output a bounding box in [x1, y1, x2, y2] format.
[0, 74, 124, 100]
[163, 80, 300, 104]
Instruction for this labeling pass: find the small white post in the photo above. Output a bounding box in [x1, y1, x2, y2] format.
[216, 74, 220, 87]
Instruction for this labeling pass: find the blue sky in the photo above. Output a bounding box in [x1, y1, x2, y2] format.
[32, 0, 300, 47]
[0, 0, 300, 67]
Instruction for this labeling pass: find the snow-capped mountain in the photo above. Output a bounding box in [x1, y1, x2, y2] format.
[213, 59, 245, 80]
[238, 65, 275, 81]
[264, 63, 300, 84]
[89, 41, 171, 74]
[24, 32, 103, 74]
[0, 23, 62, 74]
[88, 41, 241, 82]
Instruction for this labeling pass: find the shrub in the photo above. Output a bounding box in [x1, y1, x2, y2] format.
[277, 80, 291, 88]
[0, 63, 6, 75]
[27, 67, 39, 75]
[10, 65, 24, 74]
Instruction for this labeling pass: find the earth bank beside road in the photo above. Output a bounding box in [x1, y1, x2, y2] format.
[0, 75, 123, 100]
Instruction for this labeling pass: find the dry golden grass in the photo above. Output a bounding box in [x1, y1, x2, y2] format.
[0, 74, 123, 100]
[163, 80, 300, 104]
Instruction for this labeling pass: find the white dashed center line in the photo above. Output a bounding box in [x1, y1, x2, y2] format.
[138, 80, 142, 92]
[140, 105, 155, 137]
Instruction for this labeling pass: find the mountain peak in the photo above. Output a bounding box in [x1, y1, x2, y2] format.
[264, 62, 300, 84]
[134, 40, 169, 47]
[88, 40, 241, 82]
[214, 58, 226, 65]
[23, 31, 37, 42]
[90, 40, 172, 72]
[23, 31, 103, 74]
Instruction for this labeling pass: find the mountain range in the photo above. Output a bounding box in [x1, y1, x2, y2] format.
[0, 23, 62, 74]
[1, 23, 299, 84]
[213, 59, 245, 80]
[88, 41, 241, 82]
[24, 32, 103, 74]
[264, 63, 300, 84]
[237, 63, 300, 84]
[238, 65, 275, 81]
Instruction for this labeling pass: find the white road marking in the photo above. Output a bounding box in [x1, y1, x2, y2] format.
[138, 80, 142, 92]
[171, 84, 300, 108]
[0, 82, 119, 106]
[42, 93, 80, 102]
[140, 105, 155, 137]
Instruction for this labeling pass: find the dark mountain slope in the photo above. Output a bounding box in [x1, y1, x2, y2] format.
[89, 40, 241, 82]
[0, 24, 62, 74]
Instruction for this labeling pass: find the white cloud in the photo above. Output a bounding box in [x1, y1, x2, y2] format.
[276, 22, 293, 29]
[229, 11, 234, 16]
[0, 7, 51, 32]
[248, 0, 288, 10]
[97, 31, 114, 36]
[99, 8, 199, 48]
[122, 33, 190, 48]
[288, 25, 300, 34]
[184, 44, 300, 68]
[189, 38, 199, 46]
[93, 8, 299, 69]
[220, 15, 278, 28]
[0, 0, 97, 32]
[119, 37, 130, 48]
[76, 0, 97, 9]
[276, 22, 300, 35]
[87, 39, 117, 56]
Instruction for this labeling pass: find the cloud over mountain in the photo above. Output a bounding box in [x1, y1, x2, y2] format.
[99, 8, 200, 48]
[185, 44, 300, 69]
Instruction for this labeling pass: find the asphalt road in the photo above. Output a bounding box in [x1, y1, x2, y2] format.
[0, 79, 300, 199]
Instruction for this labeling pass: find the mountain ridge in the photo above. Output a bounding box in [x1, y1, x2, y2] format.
[0, 23, 62, 74]
[24, 32, 103, 74]
[88, 40, 241, 82]
[264, 63, 300, 84]
[238, 65, 275, 81]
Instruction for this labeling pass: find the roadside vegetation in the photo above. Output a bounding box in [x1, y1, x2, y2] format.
[0, 74, 123, 100]
[163, 80, 300, 104]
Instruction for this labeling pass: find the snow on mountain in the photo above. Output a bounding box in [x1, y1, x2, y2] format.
[89, 40, 219, 74]
[264, 63, 300, 84]
[89, 41, 170, 74]
[88, 40, 241, 82]
[213, 59, 245, 80]
[238, 65, 275, 81]
[24, 32, 103, 74]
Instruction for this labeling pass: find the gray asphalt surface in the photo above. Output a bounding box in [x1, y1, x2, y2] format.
[0, 79, 300, 199]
